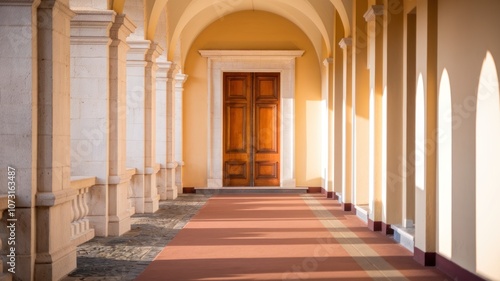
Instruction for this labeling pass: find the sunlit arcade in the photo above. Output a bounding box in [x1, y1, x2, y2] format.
[0, 0, 499, 280]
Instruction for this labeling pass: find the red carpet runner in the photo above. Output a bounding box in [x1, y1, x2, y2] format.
[136, 194, 448, 280]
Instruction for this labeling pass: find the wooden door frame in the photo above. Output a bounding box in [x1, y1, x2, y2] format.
[200, 50, 304, 188]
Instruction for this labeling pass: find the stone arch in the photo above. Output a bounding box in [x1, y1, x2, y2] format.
[162, 0, 337, 66]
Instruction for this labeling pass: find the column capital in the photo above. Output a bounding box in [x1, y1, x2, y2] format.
[364, 5, 384, 22]
[110, 14, 136, 43]
[175, 73, 188, 85]
[146, 42, 164, 63]
[339, 37, 352, 49]
[166, 162, 179, 169]
[167, 62, 180, 79]
[323, 57, 334, 66]
[71, 9, 116, 45]
[156, 56, 173, 80]
[127, 39, 151, 64]
[39, 0, 75, 18]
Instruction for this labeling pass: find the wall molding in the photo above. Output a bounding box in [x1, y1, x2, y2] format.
[199, 50, 304, 188]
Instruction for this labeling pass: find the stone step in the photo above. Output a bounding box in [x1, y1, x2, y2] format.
[195, 187, 309, 194]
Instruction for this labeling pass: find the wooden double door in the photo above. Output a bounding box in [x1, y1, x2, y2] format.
[223, 72, 281, 186]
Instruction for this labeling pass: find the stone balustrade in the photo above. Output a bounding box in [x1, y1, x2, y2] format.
[70, 177, 96, 247]
[0, 195, 13, 280]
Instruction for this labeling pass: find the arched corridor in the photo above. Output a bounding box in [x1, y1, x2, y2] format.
[1, 0, 499, 280]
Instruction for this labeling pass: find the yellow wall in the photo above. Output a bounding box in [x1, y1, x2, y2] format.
[437, 0, 500, 279]
[183, 10, 323, 187]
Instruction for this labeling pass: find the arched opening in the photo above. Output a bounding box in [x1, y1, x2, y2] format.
[476, 52, 500, 278]
[183, 10, 321, 188]
[164, 0, 334, 66]
[438, 68, 452, 259]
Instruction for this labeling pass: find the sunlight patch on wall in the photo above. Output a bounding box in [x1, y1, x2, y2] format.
[476, 52, 500, 279]
[368, 87, 375, 211]
[415, 73, 425, 191]
[381, 86, 388, 220]
[438, 68, 452, 259]
[306, 100, 323, 182]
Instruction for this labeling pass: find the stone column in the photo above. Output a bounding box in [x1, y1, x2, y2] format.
[382, 0, 404, 235]
[414, 0, 438, 266]
[352, 0, 370, 211]
[126, 40, 161, 213]
[333, 13, 345, 200]
[108, 14, 136, 235]
[0, 1, 40, 280]
[155, 57, 172, 200]
[339, 37, 353, 211]
[143, 43, 162, 213]
[165, 64, 180, 199]
[70, 9, 114, 237]
[365, 4, 385, 231]
[324, 58, 334, 196]
[36, 0, 77, 280]
[174, 73, 188, 193]
[70, 9, 136, 237]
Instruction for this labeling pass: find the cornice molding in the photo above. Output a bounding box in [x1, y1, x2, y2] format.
[199, 50, 305, 59]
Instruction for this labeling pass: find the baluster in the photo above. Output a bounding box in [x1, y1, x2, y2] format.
[71, 193, 80, 237]
[81, 187, 90, 230]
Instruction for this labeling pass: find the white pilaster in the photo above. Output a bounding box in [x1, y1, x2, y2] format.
[323, 58, 334, 193]
[144, 43, 162, 213]
[155, 56, 172, 200]
[174, 73, 188, 193]
[339, 37, 354, 208]
[126, 39, 161, 212]
[365, 4, 385, 227]
[165, 63, 180, 199]
[108, 14, 136, 235]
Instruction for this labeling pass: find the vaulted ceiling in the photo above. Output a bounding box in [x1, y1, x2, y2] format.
[109, 0, 352, 65]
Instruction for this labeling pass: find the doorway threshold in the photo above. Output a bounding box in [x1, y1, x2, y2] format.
[195, 187, 308, 195]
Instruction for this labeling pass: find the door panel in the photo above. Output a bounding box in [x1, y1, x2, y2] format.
[223, 72, 280, 186]
[226, 104, 248, 152]
[253, 73, 280, 186]
[255, 104, 278, 153]
[223, 73, 252, 186]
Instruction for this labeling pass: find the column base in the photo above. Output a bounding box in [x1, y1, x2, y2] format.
[381, 222, 394, 235]
[207, 178, 222, 188]
[157, 168, 168, 200]
[144, 172, 159, 213]
[175, 162, 183, 194]
[108, 180, 132, 236]
[342, 202, 353, 212]
[108, 213, 131, 236]
[281, 179, 296, 188]
[87, 184, 109, 236]
[144, 195, 160, 213]
[35, 244, 76, 281]
[368, 219, 382, 232]
[414, 247, 436, 266]
[131, 174, 145, 214]
[166, 186, 178, 200]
